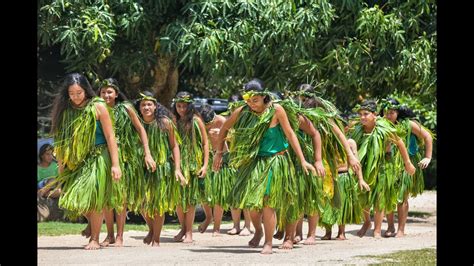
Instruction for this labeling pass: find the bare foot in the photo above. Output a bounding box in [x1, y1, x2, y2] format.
[183, 232, 193, 243]
[115, 235, 123, 247]
[173, 229, 185, 242]
[278, 239, 294, 250]
[383, 228, 396, 237]
[293, 235, 302, 244]
[227, 227, 240, 235]
[357, 221, 372, 238]
[81, 225, 91, 238]
[248, 232, 263, 248]
[260, 242, 273, 254]
[303, 235, 316, 245]
[151, 240, 160, 247]
[100, 235, 115, 247]
[373, 231, 382, 238]
[335, 234, 346, 240]
[212, 230, 222, 237]
[198, 219, 212, 233]
[143, 231, 153, 245]
[273, 230, 284, 240]
[85, 239, 101, 250]
[395, 231, 405, 238]
[321, 231, 332, 240]
[239, 227, 252, 236]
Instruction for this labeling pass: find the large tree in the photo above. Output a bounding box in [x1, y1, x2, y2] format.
[38, 0, 436, 122]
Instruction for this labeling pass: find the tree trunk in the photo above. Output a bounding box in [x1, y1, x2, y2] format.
[152, 56, 178, 109]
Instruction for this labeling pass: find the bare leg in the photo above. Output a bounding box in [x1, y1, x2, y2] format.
[373, 208, 384, 238]
[174, 206, 186, 242]
[336, 224, 346, 240]
[115, 206, 127, 246]
[248, 210, 263, 248]
[81, 214, 91, 238]
[294, 216, 304, 243]
[212, 205, 224, 236]
[261, 206, 276, 254]
[100, 209, 116, 247]
[142, 211, 153, 245]
[227, 208, 242, 235]
[396, 200, 409, 237]
[183, 205, 195, 243]
[151, 213, 165, 247]
[321, 225, 332, 240]
[303, 214, 318, 245]
[84, 211, 103, 250]
[273, 229, 284, 240]
[279, 222, 296, 250]
[242, 209, 253, 234]
[384, 212, 396, 237]
[198, 204, 213, 233]
[357, 208, 372, 237]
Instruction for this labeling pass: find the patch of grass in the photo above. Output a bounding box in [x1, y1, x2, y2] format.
[359, 248, 436, 265]
[38, 221, 233, 236]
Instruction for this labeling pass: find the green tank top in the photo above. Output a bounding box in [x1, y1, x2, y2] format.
[258, 124, 289, 156]
[95, 120, 106, 145]
[408, 133, 419, 156]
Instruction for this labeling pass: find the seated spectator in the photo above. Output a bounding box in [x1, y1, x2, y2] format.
[37, 144, 60, 198]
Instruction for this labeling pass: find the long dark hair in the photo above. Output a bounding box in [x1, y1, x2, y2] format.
[197, 103, 216, 124]
[51, 73, 96, 133]
[243, 78, 271, 104]
[172, 91, 200, 134]
[135, 91, 174, 131]
[380, 98, 416, 121]
[96, 78, 128, 103]
[297, 84, 324, 109]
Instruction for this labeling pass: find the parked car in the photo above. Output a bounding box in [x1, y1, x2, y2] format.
[193, 98, 229, 114]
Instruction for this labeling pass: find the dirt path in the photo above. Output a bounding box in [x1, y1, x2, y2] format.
[38, 191, 436, 265]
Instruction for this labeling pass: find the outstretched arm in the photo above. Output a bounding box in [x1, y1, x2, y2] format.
[127, 106, 156, 172]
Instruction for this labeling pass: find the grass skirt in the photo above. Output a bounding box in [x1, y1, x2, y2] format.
[230, 151, 298, 228]
[204, 153, 235, 210]
[336, 172, 364, 225]
[57, 144, 122, 214]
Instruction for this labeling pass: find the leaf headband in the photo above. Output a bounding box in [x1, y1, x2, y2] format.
[172, 94, 194, 103]
[241, 90, 270, 101]
[100, 79, 119, 91]
[139, 93, 157, 103]
[353, 102, 377, 113]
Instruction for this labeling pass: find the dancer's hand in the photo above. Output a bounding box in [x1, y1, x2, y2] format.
[418, 157, 431, 169]
[314, 160, 326, 177]
[302, 160, 316, 176]
[175, 169, 187, 186]
[359, 179, 370, 192]
[198, 166, 207, 178]
[212, 153, 223, 172]
[111, 165, 122, 181]
[144, 154, 157, 172]
[348, 155, 361, 173]
[405, 161, 416, 175]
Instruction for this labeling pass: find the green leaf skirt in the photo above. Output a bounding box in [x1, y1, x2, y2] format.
[335, 172, 364, 225]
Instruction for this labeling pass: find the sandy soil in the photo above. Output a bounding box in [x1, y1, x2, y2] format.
[38, 191, 436, 265]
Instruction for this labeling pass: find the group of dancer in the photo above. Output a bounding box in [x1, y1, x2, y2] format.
[47, 73, 433, 254]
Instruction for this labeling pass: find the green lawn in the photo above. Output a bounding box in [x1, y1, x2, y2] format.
[359, 248, 436, 265]
[38, 221, 233, 236]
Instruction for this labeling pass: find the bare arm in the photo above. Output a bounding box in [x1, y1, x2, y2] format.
[96, 103, 121, 180]
[126, 106, 156, 171]
[330, 119, 361, 173]
[165, 118, 186, 185]
[275, 104, 316, 175]
[392, 135, 416, 175]
[348, 139, 370, 191]
[195, 116, 209, 177]
[298, 115, 325, 177]
[410, 120, 433, 169]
